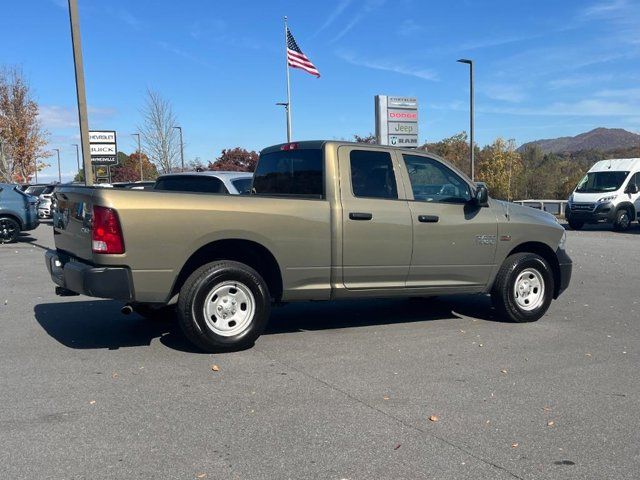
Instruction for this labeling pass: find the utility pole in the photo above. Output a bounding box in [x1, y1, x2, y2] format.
[457, 58, 475, 181]
[68, 0, 93, 186]
[132, 133, 143, 181]
[173, 126, 184, 171]
[54, 148, 61, 183]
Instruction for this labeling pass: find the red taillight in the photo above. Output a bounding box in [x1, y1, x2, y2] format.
[92, 206, 124, 254]
[280, 142, 298, 151]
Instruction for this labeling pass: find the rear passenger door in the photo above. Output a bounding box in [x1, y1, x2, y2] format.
[338, 146, 413, 289]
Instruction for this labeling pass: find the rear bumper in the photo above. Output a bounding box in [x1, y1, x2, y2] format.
[45, 249, 134, 301]
[555, 247, 572, 298]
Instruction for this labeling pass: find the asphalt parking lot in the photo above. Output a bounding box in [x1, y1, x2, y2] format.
[1, 222, 639, 479]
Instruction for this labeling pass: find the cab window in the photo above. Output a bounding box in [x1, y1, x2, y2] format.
[154, 176, 228, 194]
[402, 155, 471, 203]
[350, 150, 398, 199]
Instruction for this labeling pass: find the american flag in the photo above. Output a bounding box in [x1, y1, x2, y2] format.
[286, 27, 320, 77]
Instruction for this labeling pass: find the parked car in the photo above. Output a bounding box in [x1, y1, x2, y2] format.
[0, 183, 39, 243]
[37, 185, 57, 219]
[153, 171, 253, 194]
[566, 158, 640, 231]
[45, 141, 572, 352]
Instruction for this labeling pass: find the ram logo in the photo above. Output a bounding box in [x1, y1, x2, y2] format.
[475, 235, 497, 246]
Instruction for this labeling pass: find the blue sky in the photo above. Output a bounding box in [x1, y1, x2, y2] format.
[3, 0, 640, 181]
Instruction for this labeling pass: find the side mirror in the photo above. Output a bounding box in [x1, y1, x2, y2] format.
[474, 184, 489, 207]
[627, 183, 639, 194]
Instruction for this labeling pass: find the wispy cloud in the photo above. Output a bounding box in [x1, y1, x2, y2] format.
[595, 87, 640, 99]
[156, 41, 214, 68]
[39, 105, 117, 130]
[190, 19, 263, 51]
[331, 0, 385, 43]
[547, 73, 615, 89]
[483, 84, 527, 103]
[314, 0, 353, 37]
[103, 6, 142, 30]
[338, 51, 438, 81]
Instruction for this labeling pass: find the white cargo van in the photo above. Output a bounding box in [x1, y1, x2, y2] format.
[566, 158, 640, 231]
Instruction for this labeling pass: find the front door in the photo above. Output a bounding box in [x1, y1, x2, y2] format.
[339, 146, 413, 289]
[398, 153, 498, 288]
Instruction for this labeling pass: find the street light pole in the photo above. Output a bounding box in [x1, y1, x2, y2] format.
[457, 58, 474, 181]
[67, 0, 93, 186]
[54, 148, 61, 183]
[132, 133, 142, 181]
[173, 126, 184, 172]
[72, 143, 80, 174]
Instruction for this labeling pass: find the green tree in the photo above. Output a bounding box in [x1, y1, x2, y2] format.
[420, 132, 473, 175]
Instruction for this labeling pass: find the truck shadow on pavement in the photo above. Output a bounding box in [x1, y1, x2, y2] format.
[34, 295, 498, 353]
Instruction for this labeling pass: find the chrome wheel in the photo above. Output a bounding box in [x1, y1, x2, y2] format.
[0, 218, 19, 243]
[203, 281, 255, 337]
[513, 268, 545, 311]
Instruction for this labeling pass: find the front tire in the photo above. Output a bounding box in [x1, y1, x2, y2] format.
[0, 217, 20, 244]
[177, 261, 271, 352]
[491, 253, 554, 323]
[613, 209, 631, 231]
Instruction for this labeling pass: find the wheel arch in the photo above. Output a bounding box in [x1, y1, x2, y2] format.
[170, 238, 283, 302]
[615, 201, 636, 221]
[506, 241, 562, 299]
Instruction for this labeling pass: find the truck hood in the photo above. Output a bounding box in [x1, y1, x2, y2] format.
[495, 200, 561, 229]
[570, 191, 618, 203]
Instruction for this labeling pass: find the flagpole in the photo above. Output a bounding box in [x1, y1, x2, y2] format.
[284, 16, 292, 142]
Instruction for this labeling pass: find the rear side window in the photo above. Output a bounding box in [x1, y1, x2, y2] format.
[231, 178, 253, 194]
[350, 150, 398, 199]
[252, 149, 323, 198]
[154, 176, 228, 194]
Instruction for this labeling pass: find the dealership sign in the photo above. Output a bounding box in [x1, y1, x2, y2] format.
[375, 96, 418, 147]
[89, 130, 118, 165]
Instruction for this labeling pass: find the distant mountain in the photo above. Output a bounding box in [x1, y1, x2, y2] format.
[518, 128, 640, 154]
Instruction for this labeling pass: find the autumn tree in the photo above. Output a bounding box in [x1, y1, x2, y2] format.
[138, 89, 180, 174]
[0, 67, 49, 182]
[353, 133, 377, 144]
[420, 132, 472, 175]
[110, 151, 158, 182]
[208, 147, 258, 172]
[476, 138, 523, 201]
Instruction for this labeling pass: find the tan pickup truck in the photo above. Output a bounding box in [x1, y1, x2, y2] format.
[45, 141, 572, 351]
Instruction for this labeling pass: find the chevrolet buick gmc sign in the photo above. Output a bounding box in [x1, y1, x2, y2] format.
[375, 95, 418, 147]
[89, 130, 118, 165]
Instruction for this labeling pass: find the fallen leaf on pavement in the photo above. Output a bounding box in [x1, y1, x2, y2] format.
[547, 421, 555, 427]
[511, 443, 519, 448]
[429, 415, 439, 422]
[112, 372, 118, 379]
[383, 396, 390, 401]
[585, 353, 592, 357]
[196, 474, 207, 479]
[478, 343, 484, 347]
[500, 369, 507, 374]
[211, 365, 220, 372]
[89, 400, 96, 405]
[394, 444, 401, 450]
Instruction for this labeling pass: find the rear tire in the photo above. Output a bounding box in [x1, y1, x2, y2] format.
[491, 253, 554, 323]
[0, 216, 20, 244]
[177, 261, 271, 352]
[567, 219, 583, 230]
[613, 209, 631, 231]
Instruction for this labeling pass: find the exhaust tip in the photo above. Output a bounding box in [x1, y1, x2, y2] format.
[121, 304, 134, 315]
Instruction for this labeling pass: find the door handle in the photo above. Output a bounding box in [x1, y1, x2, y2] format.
[349, 212, 373, 221]
[418, 215, 439, 223]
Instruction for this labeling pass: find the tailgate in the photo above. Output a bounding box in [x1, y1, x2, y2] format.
[52, 187, 95, 261]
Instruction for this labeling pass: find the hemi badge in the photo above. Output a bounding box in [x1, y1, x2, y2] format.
[500, 235, 512, 242]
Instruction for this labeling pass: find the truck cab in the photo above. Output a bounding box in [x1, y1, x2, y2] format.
[566, 158, 640, 231]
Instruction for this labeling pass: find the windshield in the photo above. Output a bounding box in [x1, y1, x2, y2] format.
[25, 185, 46, 196]
[575, 171, 629, 193]
[231, 177, 252, 194]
